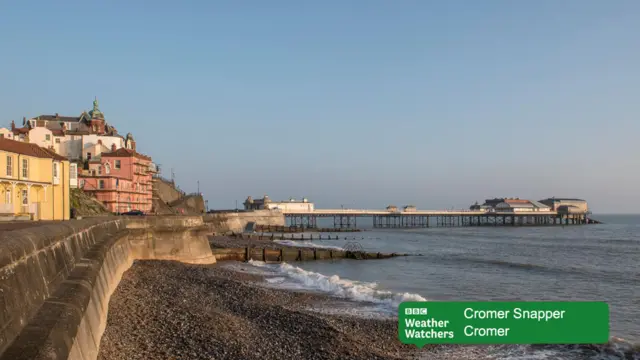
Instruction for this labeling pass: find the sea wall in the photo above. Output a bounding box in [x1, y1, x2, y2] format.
[0, 216, 215, 360]
[203, 210, 285, 233]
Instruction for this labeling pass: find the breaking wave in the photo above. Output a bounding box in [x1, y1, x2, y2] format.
[248, 260, 426, 313]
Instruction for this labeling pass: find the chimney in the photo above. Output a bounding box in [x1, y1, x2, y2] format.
[98, 139, 102, 145]
[22, 117, 26, 126]
[11, 120, 15, 131]
[55, 113, 59, 118]
[111, 143, 116, 152]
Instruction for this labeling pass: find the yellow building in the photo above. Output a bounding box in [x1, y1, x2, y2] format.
[0, 137, 70, 220]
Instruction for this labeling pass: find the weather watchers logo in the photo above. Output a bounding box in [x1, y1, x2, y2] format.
[399, 301, 609, 346]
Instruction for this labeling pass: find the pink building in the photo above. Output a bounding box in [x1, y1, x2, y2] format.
[79, 146, 156, 213]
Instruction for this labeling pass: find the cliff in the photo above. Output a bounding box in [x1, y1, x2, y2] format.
[70, 188, 110, 217]
[152, 177, 204, 215]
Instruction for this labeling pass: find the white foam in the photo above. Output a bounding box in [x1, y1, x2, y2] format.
[273, 240, 344, 250]
[265, 276, 286, 284]
[247, 260, 426, 313]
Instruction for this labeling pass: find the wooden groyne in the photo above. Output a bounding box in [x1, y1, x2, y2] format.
[212, 247, 411, 262]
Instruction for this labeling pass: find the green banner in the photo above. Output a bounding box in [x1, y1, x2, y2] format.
[399, 301, 609, 346]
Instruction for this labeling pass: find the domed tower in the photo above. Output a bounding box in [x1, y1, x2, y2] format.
[243, 196, 254, 210]
[89, 97, 106, 134]
[125, 132, 136, 151]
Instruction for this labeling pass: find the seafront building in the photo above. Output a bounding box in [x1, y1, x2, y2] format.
[79, 147, 156, 213]
[0, 137, 70, 220]
[538, 197, 589, 214]
[469, 198, 552, 212]
[0, 98, 150, 189]
[244, 195, 314, 212]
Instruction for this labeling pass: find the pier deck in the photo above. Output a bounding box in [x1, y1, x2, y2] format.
[282, 209, 592, 229]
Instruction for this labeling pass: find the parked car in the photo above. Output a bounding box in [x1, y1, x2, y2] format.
[120, 210, 145, 216]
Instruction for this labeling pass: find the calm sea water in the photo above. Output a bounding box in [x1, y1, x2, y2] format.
[244, 214, 640, 359]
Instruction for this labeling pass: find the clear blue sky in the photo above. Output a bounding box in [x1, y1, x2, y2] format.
[1, 1, 639, 213]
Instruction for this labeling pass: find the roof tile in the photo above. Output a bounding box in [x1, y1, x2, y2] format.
[0, 137, 67, 160]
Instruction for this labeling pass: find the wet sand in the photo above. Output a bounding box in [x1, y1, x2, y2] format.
[97, 260, 428, 360]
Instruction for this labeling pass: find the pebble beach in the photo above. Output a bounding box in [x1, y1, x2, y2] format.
[96, 258, 428, 360]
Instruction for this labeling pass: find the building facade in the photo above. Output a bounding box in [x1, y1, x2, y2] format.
[494, 199, 551, 212]
[538, 198, 588, 213]
[0, 99, 128, 187]
[79, 147, 155, 213]
[244, 195, 314, 212]
[0, 138, 70, 220]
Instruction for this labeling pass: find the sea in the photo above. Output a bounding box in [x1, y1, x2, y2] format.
[234, 214, 640, 360]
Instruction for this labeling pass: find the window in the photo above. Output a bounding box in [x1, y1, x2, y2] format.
[99, 180, 105, 189]
[5, 189, 11, 204]
[22, 158, 28, 178]
[79, 179, 85, 188]
[115, 160, 121, 169]
[105, 163, 110, 174]
[87, 152, 92, 160]
[55, 138, 60, 144]
[98, 166, 102, 175]
[70, 164, 77, 180]
[6, 156, 12, 177]
[45, 134, 51, 141]
[53, 162, 58, 178]
[21, 190, 28, 205]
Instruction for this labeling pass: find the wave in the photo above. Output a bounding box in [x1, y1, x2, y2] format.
[247, 260, 426, 313]
[273, 240, 344, 250]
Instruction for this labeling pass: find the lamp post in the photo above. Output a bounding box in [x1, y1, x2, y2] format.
[197, 180, 200, 194]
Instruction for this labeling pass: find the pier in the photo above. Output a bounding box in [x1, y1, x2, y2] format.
[284, 209, 593, 229]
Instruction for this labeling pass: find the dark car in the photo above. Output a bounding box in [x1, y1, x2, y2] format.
[120, 210, 145, 216]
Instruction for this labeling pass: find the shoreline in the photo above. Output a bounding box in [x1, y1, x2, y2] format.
[97, 237, 640, 360]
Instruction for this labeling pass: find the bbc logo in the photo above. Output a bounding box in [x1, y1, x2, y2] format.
[405, 308, 428, 315]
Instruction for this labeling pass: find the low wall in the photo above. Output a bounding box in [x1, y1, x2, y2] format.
[0, 216, 215, 360]
[203, 210, 285, 233]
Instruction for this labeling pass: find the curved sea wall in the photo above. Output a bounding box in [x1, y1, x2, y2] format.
[0, 216, 215, 360]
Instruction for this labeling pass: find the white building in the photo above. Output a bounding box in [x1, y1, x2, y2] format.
[244, 195, 314, 212]
[494, 199, 552, 212]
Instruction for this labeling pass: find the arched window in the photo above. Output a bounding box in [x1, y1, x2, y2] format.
[105, 162, 110, 174]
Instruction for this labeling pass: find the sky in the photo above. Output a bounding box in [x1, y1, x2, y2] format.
[1, 1, 639, 213]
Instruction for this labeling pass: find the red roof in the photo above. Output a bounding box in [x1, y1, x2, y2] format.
[0, 137, 67, 160]
[101, 147, 151, 161]
[504, 199, 531, 204]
